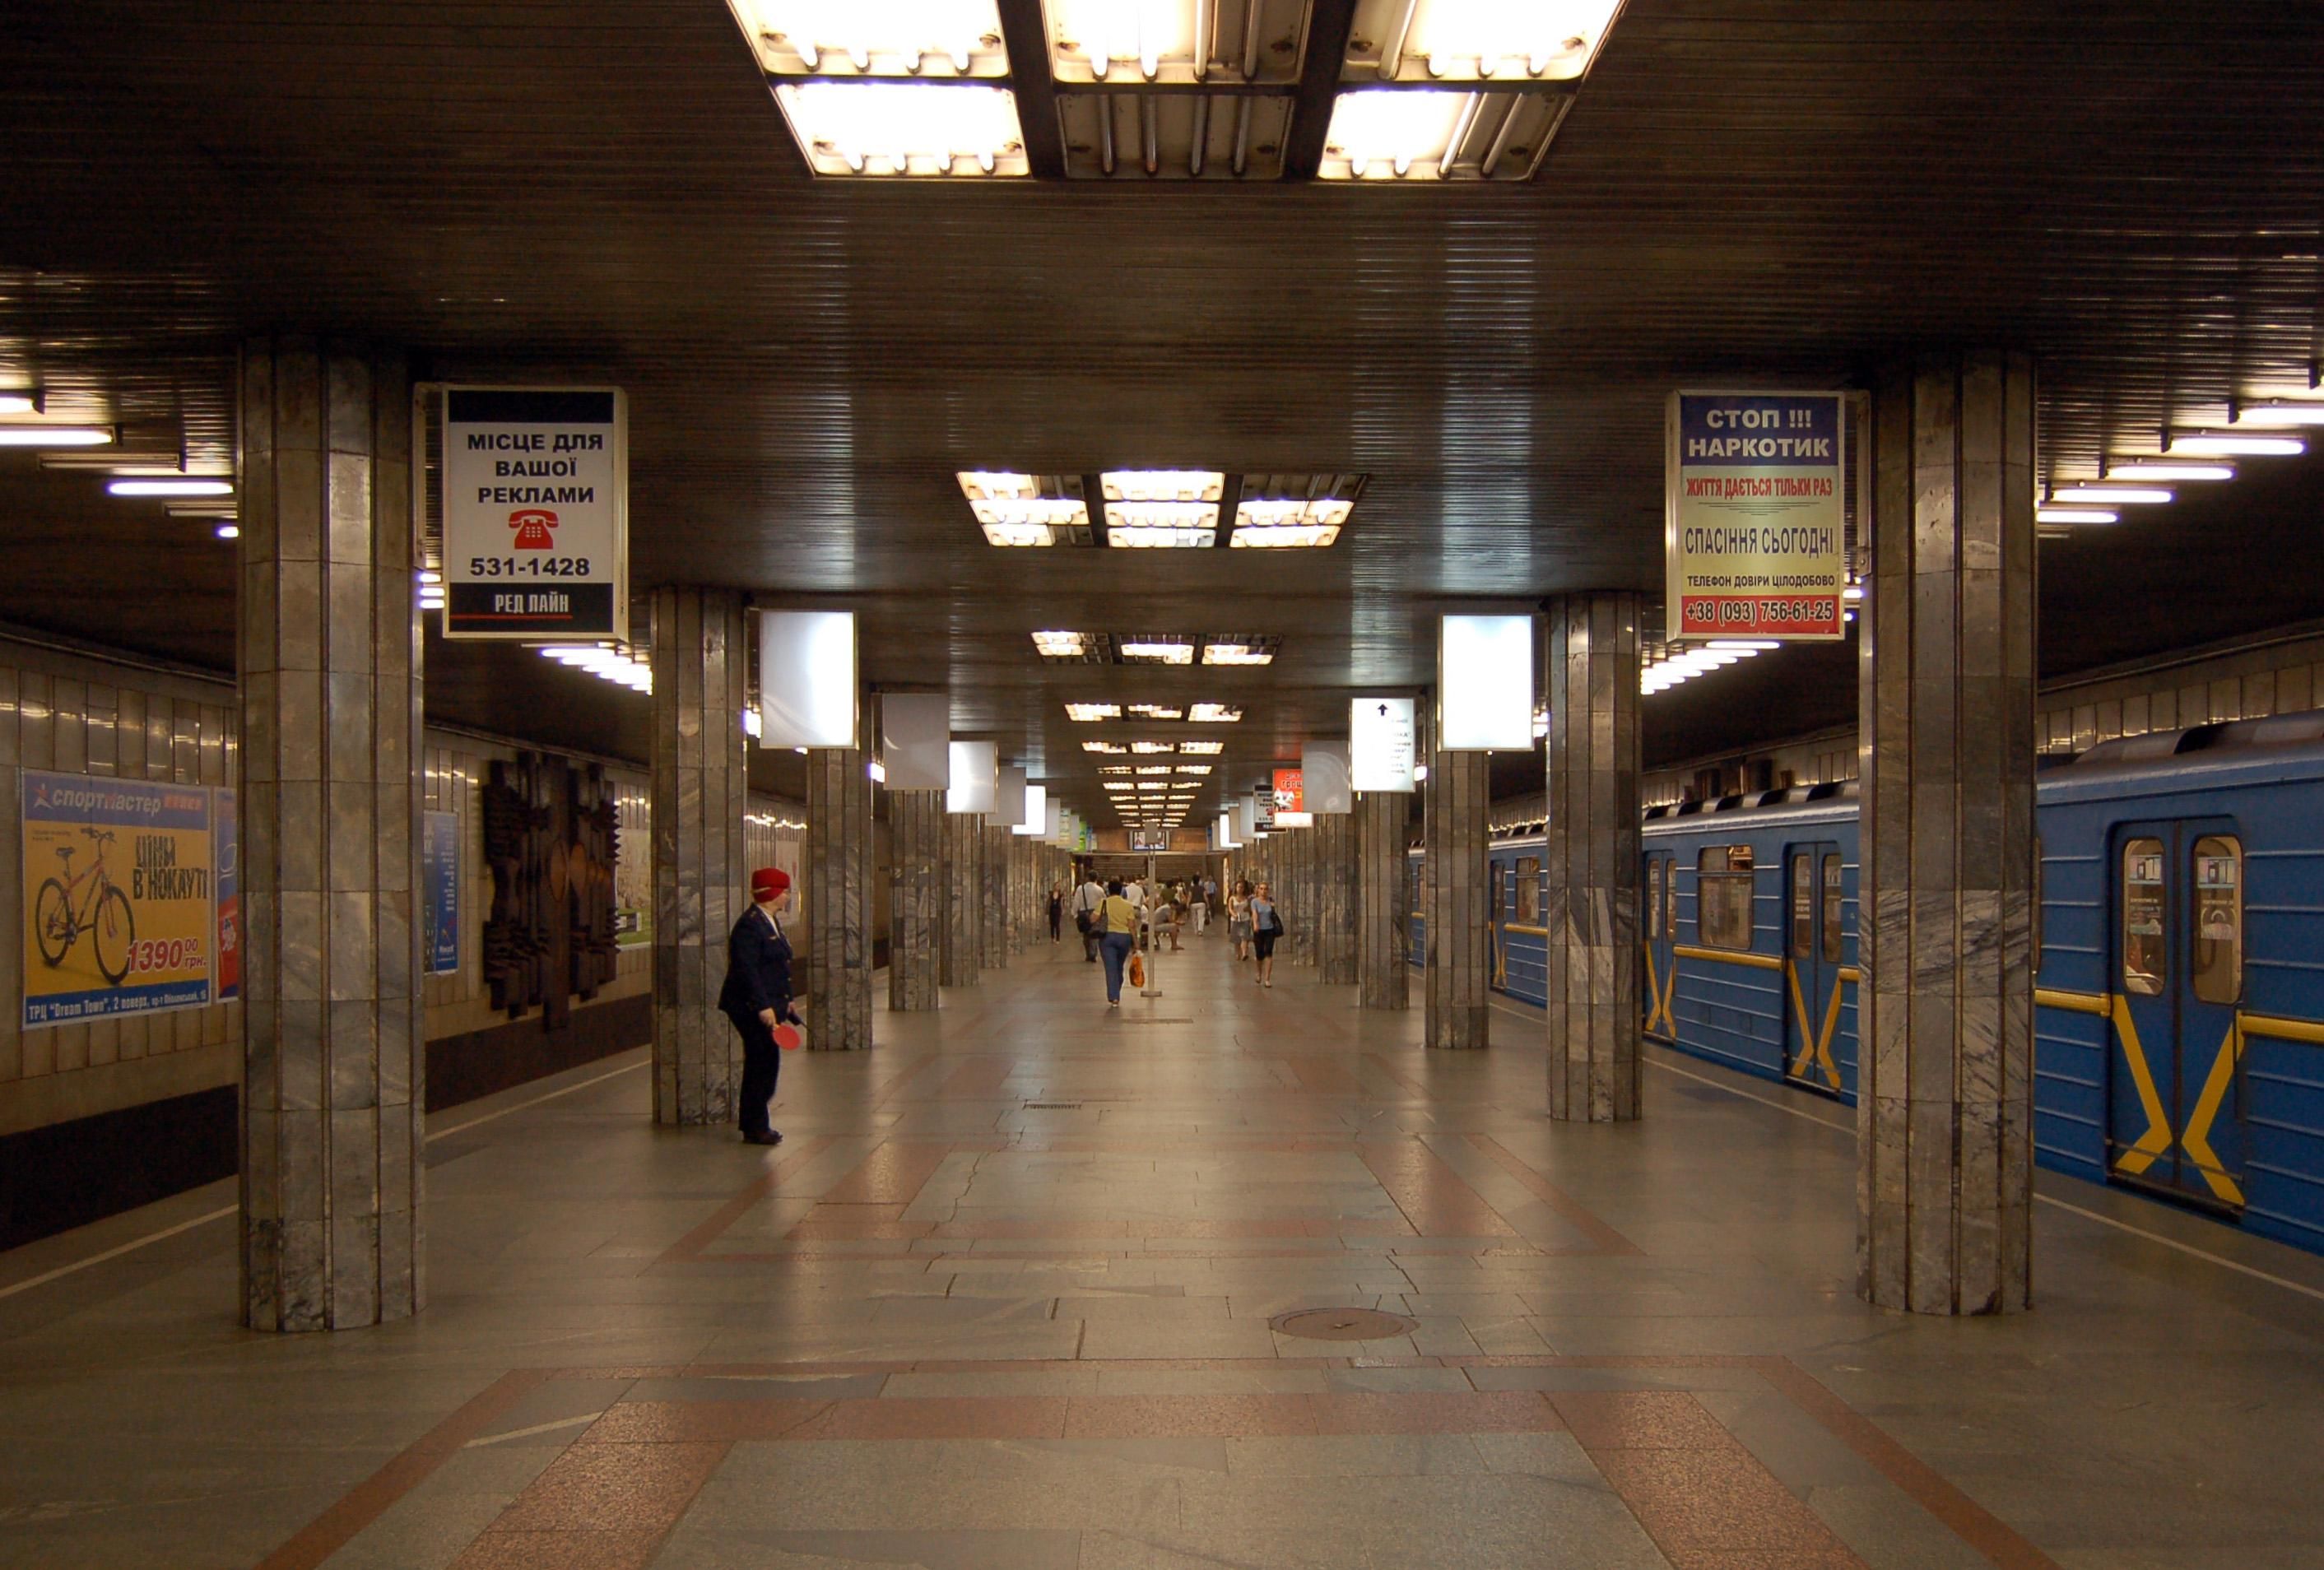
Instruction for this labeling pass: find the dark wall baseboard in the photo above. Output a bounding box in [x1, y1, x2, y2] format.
[0, 993, 654, 1255]
[0, 1085, 239, 1252]
[424, 992, 653, 1113]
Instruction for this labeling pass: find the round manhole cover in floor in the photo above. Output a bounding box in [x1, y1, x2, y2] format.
[1269, 1308, 1419, 1342]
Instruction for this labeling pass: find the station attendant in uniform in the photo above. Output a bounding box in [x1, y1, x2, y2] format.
[719, 866, 803, 1146]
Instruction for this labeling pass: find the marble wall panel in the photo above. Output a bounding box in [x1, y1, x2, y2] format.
[803, 738, 872, 1049]
[888, 790, 943, 1010]
[1357, 791, 1409, 1010]
[983, 824, 1012, 968]
[1424, 750, 1491, 1049]
[1313, 813, 1357, 985]
[942, 814, 983, 987]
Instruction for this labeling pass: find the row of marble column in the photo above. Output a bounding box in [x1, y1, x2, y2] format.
[232, 343, 2033, 1328]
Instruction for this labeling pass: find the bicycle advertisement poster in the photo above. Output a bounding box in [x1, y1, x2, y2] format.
[21, 770, 216, 1028]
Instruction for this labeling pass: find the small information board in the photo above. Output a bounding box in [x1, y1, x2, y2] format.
[440, 387, 628, 641]
[1665, 391, 1847, 642]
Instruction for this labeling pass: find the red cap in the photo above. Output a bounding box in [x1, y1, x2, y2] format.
[751, 867, 791, 901]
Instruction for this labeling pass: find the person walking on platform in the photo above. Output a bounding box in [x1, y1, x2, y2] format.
[718, 866, 803, 1146]
[1074, 871, 1105, 963]
[1248, 880, 1282, 987]
[1190, 876, 1209, 935]
[1097, 879, 1139, 1008]
[1228, 879, 1254, 961]
[1048, 883, 1064, 944]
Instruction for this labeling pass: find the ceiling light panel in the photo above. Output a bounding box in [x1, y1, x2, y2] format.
[1127, 703, 1184, 719]
[959, 471, 1092, 545]
[1034, 629, 1114, 662]
[1188, 704, 1242, 723]
[1083, 741, 1130, 753]
[1179, 740, 1225, 755]
[1065, 702, 1122, 721]
[1045, 0, 1308, 85]
[1058, 91, 1295, 181]
[1352, 0, 1624, 85]
[1131, 741, 1175, 754]
[1174, 764, 1212, 775]
[1201, 634, 1282, 666]
[1118, 637, 1196, 665]
[1231, 473, 1362, 546]
[772, 81, 1030, 178]
[1136, 764, 1174, 775]
[1103, 473, 1224, 544]
[729, 1, 1010, 77]
[1319, 87, 1568, 181]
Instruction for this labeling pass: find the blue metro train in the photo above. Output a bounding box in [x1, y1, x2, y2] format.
[1413, 713, 2324, 1256]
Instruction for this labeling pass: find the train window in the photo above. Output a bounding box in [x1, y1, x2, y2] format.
[1647, 859, 1664, 939]
[2121, 838, 2166, 996]
[1789, 853, 1812, 958]
[1516, 857, 1540, 923]
[1697, 847, 1755, 951]
[1666, 861, 1678, 939]
[2191, 835, 2243, 1005]
[1821, 854, 1843, 963]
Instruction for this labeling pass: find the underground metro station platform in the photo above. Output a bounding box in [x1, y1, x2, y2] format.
[7, 2, 2324, 1567]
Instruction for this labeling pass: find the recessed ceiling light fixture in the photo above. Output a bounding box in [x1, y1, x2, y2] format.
[2228, 400, 2324, 428]
[1130, 741, 1175, 755]
[108, 477, 233, 497]
[728, 0, 1009, 79]
[0, 424, 113, 447]
[1188, 704, 1242, 723]
[1127, 703, 1184, 719]
[0, 392, 35, 416]
[1034, 629, 1110, 662]
[2036, 507, 2118, 525]
[770, 81, 1028, 178]
[2102, 460, 2234, 482]
[1179, 740, 1225, 755]
[1082, 740, 1129, 754]
[2051, 484, 2172, 505]
[2168, 431, 2307, 458]
[1118, 637, 1196, 665]
[960, 471, 1091, 545]
[1065, 702, 1122, 722]
[1103, 471, 1222, 546]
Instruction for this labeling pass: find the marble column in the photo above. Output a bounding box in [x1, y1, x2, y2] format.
[1424, 750, 1492, 1048]
[1290, 827, 1317, 965]
[1315, 813, 1358, 985]
[648, 587, 749, 1125]
[887, 789, 943, 1010]
[238, 337, 424, 1331]
[942, 814, 982, 986]
[984, 824, 1012, 965]
[802, 735, 872, 1050]
[1861, 350, 2038, 1316]
[1544, 592, 1644, 1122]
[1357, 791, 1409, 1010]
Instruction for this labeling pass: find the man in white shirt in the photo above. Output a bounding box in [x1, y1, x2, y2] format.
[1074, 874, 1105, 963]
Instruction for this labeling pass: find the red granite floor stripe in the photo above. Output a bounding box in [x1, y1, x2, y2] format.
[253, 1369, 553, 1570]
[579, 1399, 834, 1442]
[937, 1057, 1018, 1099]
[1355, 1138, 1521, 1238]
[788, 1396, 1071, 1441]
[867, 1052, 948, 1109]
[656, 1137, 839, 1265]
[1466, 1133, 1648, 1255]
[449, 1439, 729, 1568]
[819, 1142, 962, 1205]
[1283, 1056, 1368, 1095]
[1363, 1052, 1438, 1098]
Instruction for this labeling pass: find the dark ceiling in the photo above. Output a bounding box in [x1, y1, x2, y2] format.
[2, 1, 2322, 826]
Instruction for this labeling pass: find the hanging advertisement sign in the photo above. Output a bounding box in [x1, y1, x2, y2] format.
[440, 387, 628, 641]
[1439, 615, 1535, 750]
[423, 811, 461, 975]
[22, 771, 215, 1029]
[1251, 785, 1276, 834]
[1302, 742, 1352, 815]
[1271, 769, 1304, 813]
[1665, 391, 1847, 641]
[214, 787, 239, 1001]
[1350, 697, 1417, 792]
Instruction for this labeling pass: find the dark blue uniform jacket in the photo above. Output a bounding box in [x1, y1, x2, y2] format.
[718, 908, 797, 1022]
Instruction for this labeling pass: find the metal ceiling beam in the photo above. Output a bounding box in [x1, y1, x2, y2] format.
[1280, 0, 1358, 181]
[994, 0, 1068, 179]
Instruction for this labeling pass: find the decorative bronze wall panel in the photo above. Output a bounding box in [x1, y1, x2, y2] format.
[1860, 351, 2038, 1317]
[1424, 750, 1492, 1049]
[1545, 592, 1643, 1122]
[1357, 792, 1407, 1011]
[237, 337, 422, 1332]
[648, 588, 748, 1124]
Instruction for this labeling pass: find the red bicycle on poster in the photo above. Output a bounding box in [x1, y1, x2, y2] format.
[34, 827, 136, 986]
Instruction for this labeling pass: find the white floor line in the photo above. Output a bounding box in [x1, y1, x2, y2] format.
[463, 1413, 602, 1447]
[0, 1054, 653, 1304]
[1492, 998, 2324, 1308]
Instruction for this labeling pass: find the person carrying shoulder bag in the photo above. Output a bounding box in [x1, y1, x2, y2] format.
[1097, 880, 1139, 1008]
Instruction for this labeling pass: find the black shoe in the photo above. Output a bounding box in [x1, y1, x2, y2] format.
[743, 1129, 783, 1146]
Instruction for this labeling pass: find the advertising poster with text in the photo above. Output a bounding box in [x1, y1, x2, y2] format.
[215, 786, 239, 1001]
[22, 771, 215, 1029]
[423, 810, 461, 975]
[1666, 391, 1847, 641]
[440, 386, 629, 640]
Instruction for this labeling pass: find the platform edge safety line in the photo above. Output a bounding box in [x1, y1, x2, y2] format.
[1464, 1133, 1648, 1256]
[1751, 1357, 2065, 1570]
[252, 1368, 555, 1570]
[653, 1136, 839, 1265]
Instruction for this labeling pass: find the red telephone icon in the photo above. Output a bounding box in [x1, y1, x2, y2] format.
[509, 509, 559, 549]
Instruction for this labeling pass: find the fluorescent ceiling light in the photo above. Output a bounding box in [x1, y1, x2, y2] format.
[773, 82, 1027, 178]
[215, 523, 241, 541]
[2050, 485, 2172, 504]
[1066, 703, 1122, 721]
[1033, 629, 1091, 657]
[1137, 782, 1169, 792]
[1082, 741, 1129, 753]
[1136, 764, 1173, 775]
[1235, 496, 1352, 529]
[1188, 704, 1241, 723]
[958, 471, 1089, 545]
[1707, 640, 1780, 652]
[2168, 432, 2307, 457]
[0, 424, 111, 446]
[732, 0, 1006, 77]
[1395, 0, 1623, 82]
[1131, 741, 1174, 754]
[1127, 703, 1183, 718]
[1321, 89, 1476, 180]
[1048, 0, 1210, 83]
[2103, 461, 2234, 481]
[1179, 740, 1224, 755]
[1174, 764, 1211, 775]
[0, 393, 34, 415]
[107, 478, 233, 496]
[2036, 507, 2118, 525]
[1229, 523, 1340, 548]
[1103, 470, 1222, 501]
[1119, 639, 1195, 664]
[2229, 401, 2324, 428]
[1099, 764, 1134, 774]
[1202, 643, 1276, 666]
[1104, 500, 1218, 546]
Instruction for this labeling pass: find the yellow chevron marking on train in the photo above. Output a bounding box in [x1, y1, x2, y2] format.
[1814, 976, 1848, 1086]
[2178, 1020, 2247, 1206]
[1491, 923, 1507, 989]
[1641, 942, 1676, 1035]
[1781, 960, 1844, 1089]
[2108, 995, 2174, 1178]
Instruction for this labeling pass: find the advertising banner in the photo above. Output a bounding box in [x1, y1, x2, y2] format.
[1271, 769, 1304, 814]
[214, 787, 239, 1001]
[22, 771, 214, 1029]
[1350, 697, 1417, 792]
[1665, 391, 1847, 641]
[441, 386, 628, 641]
[1439, 615, 1535, 750]
[1302, 742, 1352, 815]
[423, 810, 461, 975]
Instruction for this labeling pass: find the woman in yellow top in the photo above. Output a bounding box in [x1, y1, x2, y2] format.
[1098, 879, 1139, 1008]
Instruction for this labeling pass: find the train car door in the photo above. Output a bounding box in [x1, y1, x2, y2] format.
[1783, 841, 1845, 1092]
[2110, 821, 2247, 1210]
[1643, 851, 1677, 1038]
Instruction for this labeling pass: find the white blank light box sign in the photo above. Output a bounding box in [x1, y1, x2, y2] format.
[1439, 615, 1535, 750]
[759, 611, 858, 749]
[1303, 741, 1352, 815]
[1016, 784, 1048, 836]
[1350, 697, 1417, 792]
[997, 765, 1028, 827]
[947, 741, 997, 815]
[879, 692, 951, 791]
